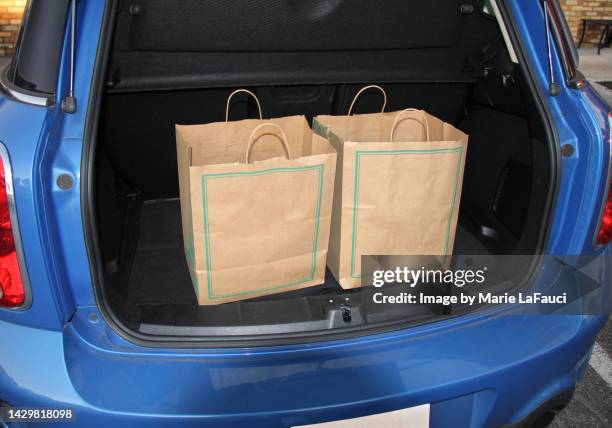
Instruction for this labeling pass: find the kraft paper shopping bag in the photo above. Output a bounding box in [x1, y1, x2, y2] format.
[314, 85, 468, 289]
[176, 90, 337, 304]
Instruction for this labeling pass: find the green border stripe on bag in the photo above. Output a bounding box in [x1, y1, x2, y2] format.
[350, 148, 465, 278]
[201, 164, 325, 299]
[185, 167, 199, 298]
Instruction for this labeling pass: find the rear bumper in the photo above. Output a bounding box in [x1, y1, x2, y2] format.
[0, 311, 606, 428]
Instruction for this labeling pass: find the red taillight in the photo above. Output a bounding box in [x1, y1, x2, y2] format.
[597, 178, 612, 245]
[0, 155, 25, 307]
[596, 113, 612, 246]
[598, 192, 612, 245]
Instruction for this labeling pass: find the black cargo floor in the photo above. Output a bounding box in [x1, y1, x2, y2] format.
[126, 198, 487, 307]
[127, 199, 195, 305]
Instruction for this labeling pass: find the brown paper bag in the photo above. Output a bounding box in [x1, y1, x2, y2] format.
[176, 90, 337, 305]
[313, 85, 468, 289]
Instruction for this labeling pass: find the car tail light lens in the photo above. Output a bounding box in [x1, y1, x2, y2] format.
[0, 148, 26, 308]
[599, 194, 612, 245]
[596, 112, 612, 246]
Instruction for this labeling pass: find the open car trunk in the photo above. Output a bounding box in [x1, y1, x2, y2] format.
[90, 0, 556, 342]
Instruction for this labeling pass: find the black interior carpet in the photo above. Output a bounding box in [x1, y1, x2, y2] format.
[127, 199, 488, 306]
[127, 199, 343, 306]
[127, 199, 197, 305]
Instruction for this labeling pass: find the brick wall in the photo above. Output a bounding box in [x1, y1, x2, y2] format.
[560, 0, 612, 45]
[0, 0, 25, 56]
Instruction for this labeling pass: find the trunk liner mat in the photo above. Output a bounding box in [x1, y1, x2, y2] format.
[127, 199, 196, 305]
[127, 199, 487, 306]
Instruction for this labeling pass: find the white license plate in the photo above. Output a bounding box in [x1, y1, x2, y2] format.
[293, 404, 430, 428]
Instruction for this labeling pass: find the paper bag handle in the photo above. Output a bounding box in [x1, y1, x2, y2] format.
[390, 109, 430, 142]
[348, 85, 387, 116]
[226, 89, 263, 122]
[245, 123, 292, 164]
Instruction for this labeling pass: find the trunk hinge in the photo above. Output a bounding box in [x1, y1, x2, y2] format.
[61, 0, 78, 113]
[543, 0, 561, 97]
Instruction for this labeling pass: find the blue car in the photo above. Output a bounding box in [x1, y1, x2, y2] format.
[0, 0, 610, 427]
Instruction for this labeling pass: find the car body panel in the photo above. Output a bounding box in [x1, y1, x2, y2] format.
[505, 0, 610, 256]
[1, 252, 610, 426]
[0, 0, 106, 329]
[0, 306, 605, 427]
[0, 99, 67, 329]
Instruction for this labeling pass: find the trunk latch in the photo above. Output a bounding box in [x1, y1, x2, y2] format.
[340, 304, 352, 323]
[326, 300, 363, 329]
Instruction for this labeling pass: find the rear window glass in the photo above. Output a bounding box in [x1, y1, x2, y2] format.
[5, 0, 69, 95]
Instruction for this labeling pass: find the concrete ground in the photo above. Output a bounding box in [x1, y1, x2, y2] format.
[551, 324, 612, 428]
[579, 47, 612, 106]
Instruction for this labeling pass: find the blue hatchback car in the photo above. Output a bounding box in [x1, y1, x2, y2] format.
[0, 0, 610, 427]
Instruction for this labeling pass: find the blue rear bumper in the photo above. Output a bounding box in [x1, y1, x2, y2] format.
[0, 309, 606, 428]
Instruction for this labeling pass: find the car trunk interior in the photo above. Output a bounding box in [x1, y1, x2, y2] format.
[91, 0, 555, 339]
